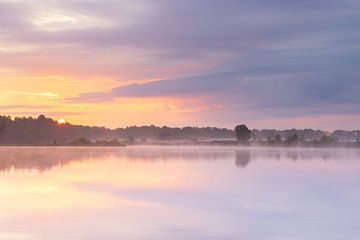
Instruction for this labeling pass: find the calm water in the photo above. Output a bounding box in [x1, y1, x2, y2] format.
[0, 146, 360, 240]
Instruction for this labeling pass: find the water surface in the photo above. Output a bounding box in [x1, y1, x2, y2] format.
[0, 146, 359, 240]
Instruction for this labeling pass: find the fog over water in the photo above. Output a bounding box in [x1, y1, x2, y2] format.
[0, 146, 359, 240]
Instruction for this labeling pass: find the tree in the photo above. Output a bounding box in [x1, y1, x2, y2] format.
[70, 137, 91, 146]
[286, 134, 299, 145]
[0, 122, 6, 142]
[274, 134, 282, 143]
[234, 124, 252, 142]
[319, 135, 338, 145]
[158, 132, 175, 141]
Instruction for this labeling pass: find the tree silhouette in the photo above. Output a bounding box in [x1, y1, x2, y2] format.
[0, 122, 6, 142]
[158, 132, 175, 141]
[274, 134, 282, 143]
[234, 124, 252, 142]
[286, 134, 299, 145]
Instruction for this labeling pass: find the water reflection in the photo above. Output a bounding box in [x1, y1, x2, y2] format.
[0, 146, 236, 172]
[0, 147, 119, 172]
[1, 146, 359, 172]
[234, 148, 360, 168]
[0, 146, 360, 240]
[235, 150, 251, 168]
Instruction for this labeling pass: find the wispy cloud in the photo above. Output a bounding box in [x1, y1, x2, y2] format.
[0, 104, 56, 110]
[3, 90, 59, 98]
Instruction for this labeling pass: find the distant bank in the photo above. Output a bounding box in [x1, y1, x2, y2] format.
[0, 115, 359, 148]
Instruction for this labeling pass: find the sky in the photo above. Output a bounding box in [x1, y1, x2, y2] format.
[0, 0, 359, 130]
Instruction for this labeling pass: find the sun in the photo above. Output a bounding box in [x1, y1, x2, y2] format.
[57, 119, 66, 125]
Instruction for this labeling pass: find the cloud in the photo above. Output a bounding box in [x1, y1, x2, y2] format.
[8, 90, 59, 98]
[0, 104, 56, 110]
[1, 111, 86, 117]
[69, 44, 360, 118]
[1, 0, 360, 128]
[2, 0, 360, 73]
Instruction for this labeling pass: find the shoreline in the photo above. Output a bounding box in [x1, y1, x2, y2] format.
[0, 141, 359, 149]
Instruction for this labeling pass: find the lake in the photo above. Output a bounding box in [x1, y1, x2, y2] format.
[0, 146, 359, 240]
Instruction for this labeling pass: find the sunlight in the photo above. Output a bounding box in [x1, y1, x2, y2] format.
[57, 119, 66, 125]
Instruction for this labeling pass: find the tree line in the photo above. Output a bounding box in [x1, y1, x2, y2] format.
[234, 124, 360, 147]
[0, 115, 359, 146]
[0, 115, 233, 144]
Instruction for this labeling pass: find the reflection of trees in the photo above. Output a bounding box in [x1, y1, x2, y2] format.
[233, 148, 360, 168]
[235, 150, 251, 168]
[285, 151, 299, 161]
[245, 148, 360, 162]
[0, 147, 235, 173]
[121, 147, 234, 162]
[0, 147, 119, 172]
[1, 146, 359, 173]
